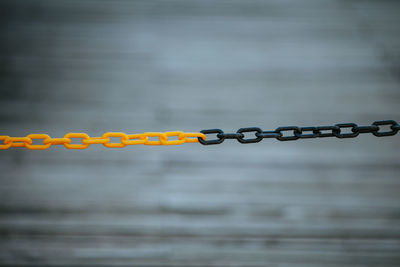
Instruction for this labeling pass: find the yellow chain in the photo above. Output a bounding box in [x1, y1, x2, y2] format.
[0, 132, 207, 150]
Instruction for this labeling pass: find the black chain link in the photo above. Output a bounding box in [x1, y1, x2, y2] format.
[198, 120, 400, 145]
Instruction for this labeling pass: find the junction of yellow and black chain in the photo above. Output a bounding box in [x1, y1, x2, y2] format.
[197, 120, 400, 145]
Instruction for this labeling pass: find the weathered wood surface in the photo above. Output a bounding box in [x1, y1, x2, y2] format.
[1, 0, 400, 266]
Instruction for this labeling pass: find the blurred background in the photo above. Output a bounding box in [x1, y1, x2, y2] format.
[1, 0, 400, 266]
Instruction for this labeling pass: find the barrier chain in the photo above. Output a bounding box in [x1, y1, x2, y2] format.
[0, 120, 398, 149]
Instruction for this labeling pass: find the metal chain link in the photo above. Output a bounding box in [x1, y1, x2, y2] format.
[197, 120, 399, 145]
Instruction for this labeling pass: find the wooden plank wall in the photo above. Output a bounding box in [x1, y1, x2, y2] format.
[0, 0, 400, 266]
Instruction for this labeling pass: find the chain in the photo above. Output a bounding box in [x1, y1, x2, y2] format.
[1, 120, 398, 149]
[197, 120, 400, 145]
[0, 132, 207, 150]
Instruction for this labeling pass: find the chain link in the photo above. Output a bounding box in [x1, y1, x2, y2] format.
[0, 132, 207, 150]
[198, 120, 400, 145]
[1, 120, 398, 149]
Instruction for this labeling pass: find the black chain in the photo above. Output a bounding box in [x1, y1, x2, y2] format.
[198, 120, 399, 145]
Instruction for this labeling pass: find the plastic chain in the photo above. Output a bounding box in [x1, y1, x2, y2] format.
[1, 120, 398, 149]
[0, 132, 207, 150]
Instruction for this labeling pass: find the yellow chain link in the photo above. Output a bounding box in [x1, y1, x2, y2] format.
[0, 132, 207, 150]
